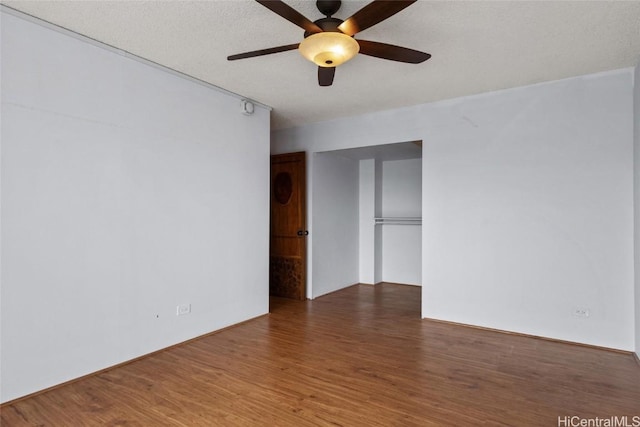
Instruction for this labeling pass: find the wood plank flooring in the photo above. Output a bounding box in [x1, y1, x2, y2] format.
[2, 283, 639, 426]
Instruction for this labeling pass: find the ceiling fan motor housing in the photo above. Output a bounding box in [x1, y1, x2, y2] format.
[303, 17, 343, 38]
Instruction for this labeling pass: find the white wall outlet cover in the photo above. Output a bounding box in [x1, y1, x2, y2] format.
[572, 307, 591, 318]
[177, 304, 191, 316]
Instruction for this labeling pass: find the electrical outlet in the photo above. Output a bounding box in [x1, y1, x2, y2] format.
[573, 307, 590, 318]
[177, 304, 191, 316]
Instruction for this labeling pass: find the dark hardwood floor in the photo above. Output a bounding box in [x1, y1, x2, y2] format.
[2, 283, 639, 426]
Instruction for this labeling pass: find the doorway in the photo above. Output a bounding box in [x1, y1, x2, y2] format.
[270, 152, 307, 300]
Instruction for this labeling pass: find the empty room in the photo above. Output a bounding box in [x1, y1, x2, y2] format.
[1, 1, 639, 425]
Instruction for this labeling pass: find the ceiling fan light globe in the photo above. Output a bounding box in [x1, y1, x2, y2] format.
[298, 32, 359, 67]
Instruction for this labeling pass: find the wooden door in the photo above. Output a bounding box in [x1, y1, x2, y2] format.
[270, 152, 307, 300]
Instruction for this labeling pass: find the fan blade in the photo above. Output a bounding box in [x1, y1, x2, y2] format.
[228, 43, 299, 61]
[338, 0, 416, 36]
[256, 0, 322, 34]
[357, 40, 430, 63]
[318, 66, 335, 86]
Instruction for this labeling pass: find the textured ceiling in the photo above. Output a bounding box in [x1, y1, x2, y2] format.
[3, 0, 640, 130]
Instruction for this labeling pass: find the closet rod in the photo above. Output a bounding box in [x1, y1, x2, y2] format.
[374, 217, 422, 225]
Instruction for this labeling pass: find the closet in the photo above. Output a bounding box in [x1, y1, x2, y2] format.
[321, 141, 422, 287]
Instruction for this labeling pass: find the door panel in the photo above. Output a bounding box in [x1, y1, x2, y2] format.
[270, 152, 306, 300]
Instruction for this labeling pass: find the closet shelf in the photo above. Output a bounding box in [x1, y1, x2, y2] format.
[374, 217, 422, 225]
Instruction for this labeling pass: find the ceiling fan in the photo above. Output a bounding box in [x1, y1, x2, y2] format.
[227, 0, 431, 87]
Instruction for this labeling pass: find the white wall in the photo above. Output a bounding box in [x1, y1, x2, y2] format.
[381, 158, 421, 285]
[359, 159, 376, 284]
[0, 11, 270, 403]
[381, 158, 422, 217]
[634, 62, 640, 358]
[374, 159, 383, 284]
[273, 69, 635, 351]
[311, 152, 359, 297]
